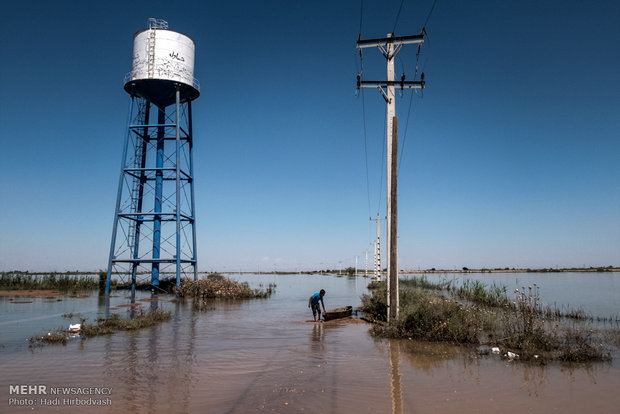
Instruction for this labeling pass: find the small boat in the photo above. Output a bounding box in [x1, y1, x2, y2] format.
[323, 306, 353, 321]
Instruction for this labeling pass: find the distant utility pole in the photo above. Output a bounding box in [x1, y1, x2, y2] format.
[373, 215, 381, 280]
[357, 31, 425, 321]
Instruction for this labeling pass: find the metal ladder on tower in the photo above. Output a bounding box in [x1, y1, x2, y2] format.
[147, 28, 156, 78]
[126, 103, 147, 251]
[126, 142, 144, 252]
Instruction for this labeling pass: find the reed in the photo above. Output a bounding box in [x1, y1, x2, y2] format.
[401, 275, 453, 291]
[456, 279, 510, 308]
[0, 272, 98, 291]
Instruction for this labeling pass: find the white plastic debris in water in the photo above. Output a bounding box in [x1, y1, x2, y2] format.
[506, 351, 518, 359]
[491, 347, 500, 354]
[68, 324, 81, 333]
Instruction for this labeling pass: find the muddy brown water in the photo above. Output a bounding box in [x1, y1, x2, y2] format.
[0, 273, 618, 413]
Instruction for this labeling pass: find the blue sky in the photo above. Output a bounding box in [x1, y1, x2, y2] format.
[1, 0, 619, 272]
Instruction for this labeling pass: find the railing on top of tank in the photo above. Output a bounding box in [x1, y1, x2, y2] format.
[148, 18, 168, 30]
[123, 72, 201, 92]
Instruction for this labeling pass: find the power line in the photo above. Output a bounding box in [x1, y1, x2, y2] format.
[398, 88, 416, 173]
[399, 45, 423, 172]
[359, 85, 387, 220]
[361, 88, 372, 220]
[423, 0, 438, 29]
[359, 0, 364, 37]
[392, 0, 406, 34]
[358, 0, 434, 225]
[378, 109, 386, 217]
[397, 0, 436, 172]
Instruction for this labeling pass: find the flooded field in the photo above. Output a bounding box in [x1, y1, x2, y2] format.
[1, 272, 619, 413]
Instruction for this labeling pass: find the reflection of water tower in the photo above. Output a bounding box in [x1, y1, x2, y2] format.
[106, 18, 200, 295]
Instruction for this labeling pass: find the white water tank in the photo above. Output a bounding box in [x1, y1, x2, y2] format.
[124, 19, 199, 106]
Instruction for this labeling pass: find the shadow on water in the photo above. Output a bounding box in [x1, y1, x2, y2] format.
[375, 335, 619, 413]
[97, 294, 198, 413]
[389, 340, 403, 414]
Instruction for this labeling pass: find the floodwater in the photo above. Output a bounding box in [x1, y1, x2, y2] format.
[0, 272, 619, 413]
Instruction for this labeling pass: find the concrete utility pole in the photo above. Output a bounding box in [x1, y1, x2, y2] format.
[357, 31, 425, 321]
[388, 116, 399, 320]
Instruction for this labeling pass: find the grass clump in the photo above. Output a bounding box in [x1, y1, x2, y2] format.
[29, 309, 172, 347]
[175, 274, 276, 310]
[361, 282, 480, 344]
[177, 274, 275, 299]
[456, 280, 509, 308]
[366, 280, 385, 290]
[30, 331, 68, 346]
[557, 327, 607, 362]
[80, 308, 171, 336]
[361, 283, 389, 321]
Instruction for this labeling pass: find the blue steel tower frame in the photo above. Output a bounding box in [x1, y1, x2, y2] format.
[106, 84, 198, 295]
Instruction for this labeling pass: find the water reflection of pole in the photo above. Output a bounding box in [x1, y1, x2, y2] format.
[145, 312, 159, 414]
[126, 330, 140, 409]
[171, 299, 195, 413]
[389, 341, 403, 414]
[311, 323, 324, 348]
[98, 293, 110, 318]
[150, 290, 159, 312]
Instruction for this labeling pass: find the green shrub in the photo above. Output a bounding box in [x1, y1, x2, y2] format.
[361, 283, 480, 344]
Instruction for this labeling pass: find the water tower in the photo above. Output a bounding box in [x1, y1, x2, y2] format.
[105, 18, 200, 295]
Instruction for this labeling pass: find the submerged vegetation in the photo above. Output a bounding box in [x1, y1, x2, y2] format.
[361, 277, 616, 363]
[176, 273, 276, 310]
[33, 331, 70, 346]
[0, 272, 98, 291]
[25, 273, 276, 346]
[176, 273, 275, 299]
[80, 309, 172, 336]
[29, 308, 172, 347]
